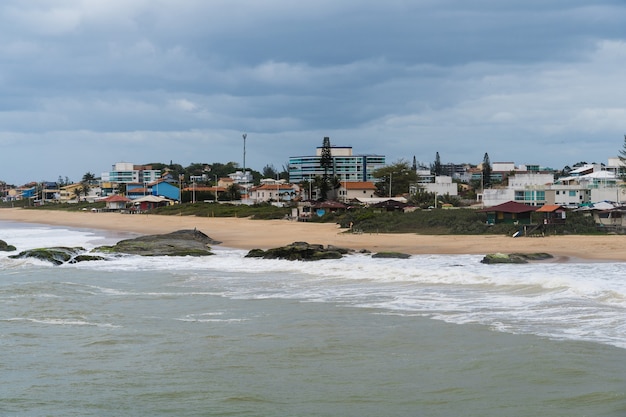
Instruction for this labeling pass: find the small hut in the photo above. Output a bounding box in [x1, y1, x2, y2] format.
[535, 204, 567, 225]
[103, 195, 131, 211]
[372, 199, 410, 212]
[312, 200, 347, 217]
[479, 201, 537, 225]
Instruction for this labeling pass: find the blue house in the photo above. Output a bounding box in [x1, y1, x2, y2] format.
[149, 179, 180, 201]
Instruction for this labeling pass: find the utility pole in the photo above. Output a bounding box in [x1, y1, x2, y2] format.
[242, 133, 247, 173]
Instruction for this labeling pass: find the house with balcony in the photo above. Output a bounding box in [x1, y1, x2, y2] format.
[249, 180, 299, 203]
[546, 165, 621, 207]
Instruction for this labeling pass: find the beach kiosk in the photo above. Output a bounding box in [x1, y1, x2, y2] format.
[479, 201, 537, 225]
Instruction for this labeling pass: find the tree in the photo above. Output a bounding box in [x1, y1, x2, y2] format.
[225, 184, 241, 201]
[315, 137, 335, 200]
[619, 135, 626, 179]
[312, 175, 329, 201]
[262, 164, 278, 179]
[432, 152, 442, 176]
[328, 175, 342, 201]
[372, 160, 418, 197]
[79, 171, 94, 200]
[482, 153, 492, 189]
[320, 137, 333, 177]
[82, 172, 96, 185]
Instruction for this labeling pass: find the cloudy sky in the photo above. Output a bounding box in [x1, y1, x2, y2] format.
[2, 0, 626, 185]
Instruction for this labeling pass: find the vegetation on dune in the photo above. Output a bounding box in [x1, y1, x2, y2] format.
[150, 202, 291, 220]
[309, 207, 602, 235]
[3, 199, 603, 235]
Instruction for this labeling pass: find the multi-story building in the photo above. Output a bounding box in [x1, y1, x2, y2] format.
[546, 165, 620, 207]
[289, 145, 385, 183]
[101, 162, 161, 185]
[481, 162, 623, 208]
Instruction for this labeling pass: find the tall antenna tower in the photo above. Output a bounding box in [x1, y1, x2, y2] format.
[242, 133, 247, 172]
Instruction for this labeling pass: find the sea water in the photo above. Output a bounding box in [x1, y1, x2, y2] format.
[1, 220, 625, 416]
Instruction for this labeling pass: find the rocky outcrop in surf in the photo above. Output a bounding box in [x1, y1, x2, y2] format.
[245, 241, 348, 261]
[95, 229, 220, 257]
[480, 252, 553, 264]
[0, 239, 16, 252]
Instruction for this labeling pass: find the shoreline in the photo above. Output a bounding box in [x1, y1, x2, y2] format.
[1, 208, 625, 262]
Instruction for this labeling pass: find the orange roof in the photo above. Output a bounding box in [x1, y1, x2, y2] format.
[536, 205, 564, 213]
[343, 181, 376, 190]
[103, 195, 131, 202]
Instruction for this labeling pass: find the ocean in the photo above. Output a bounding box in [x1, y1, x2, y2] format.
[1, 220, 625, 417]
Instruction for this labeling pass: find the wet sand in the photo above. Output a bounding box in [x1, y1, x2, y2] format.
[1, 208, 625, 261]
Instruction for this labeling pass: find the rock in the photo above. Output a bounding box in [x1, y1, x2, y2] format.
[0, 239, 16, 252]
[326, 245, 352, 254]
[245, 241, 344, 261]
[371, 252, 411, 259]
[9, 247, 87, 265]
[95, 229, 219, 256]
[69, 254, 106, 263]
[245, 248, 267, 258]
[481, 252, 553, 264]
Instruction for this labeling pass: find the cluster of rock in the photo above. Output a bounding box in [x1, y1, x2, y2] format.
[4, 229, 219, 265]
[245, 242, 351, 261]
[4, 232, 554, 266]
[9, 247, 105, 265]
[244, 242, 413, 261]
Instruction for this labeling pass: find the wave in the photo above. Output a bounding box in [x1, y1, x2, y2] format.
[2, 223, 625, 349]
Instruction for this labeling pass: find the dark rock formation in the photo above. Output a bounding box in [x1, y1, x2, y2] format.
[245, 241, 344, 261]
[69, 254, 106, 263]
[95, 229, 219, 256]
[481, 252, 554, 264]
[9, 247, 89, 265]
[0, 239, 16, 252]
[371, 252, 411, 259]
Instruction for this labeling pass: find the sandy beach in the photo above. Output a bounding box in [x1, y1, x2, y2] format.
[1, 208, 625, 261]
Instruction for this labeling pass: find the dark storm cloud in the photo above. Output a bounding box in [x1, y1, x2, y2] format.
[1, 0, 626, 184]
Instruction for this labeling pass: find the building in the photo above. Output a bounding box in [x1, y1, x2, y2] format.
[547, 165, 620, 207]
[419, 176, 458, 197]
[102, 194, 131, 211]
[289, 143, 385, 183]
[337, 181, 378, 202]
[101, 162, 161, 185]
[479, 201, 537, 225]
[248, 179, 299, 203]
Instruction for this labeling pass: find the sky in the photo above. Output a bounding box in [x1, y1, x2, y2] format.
[2, 0, 626, 185]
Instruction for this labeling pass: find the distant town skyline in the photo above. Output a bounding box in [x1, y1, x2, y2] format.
[1, 1, 626, 185]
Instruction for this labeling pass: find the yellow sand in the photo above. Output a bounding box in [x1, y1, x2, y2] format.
[1, 208, 625, 261]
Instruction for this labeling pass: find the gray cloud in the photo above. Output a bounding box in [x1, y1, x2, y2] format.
[1, 0, 626, 184]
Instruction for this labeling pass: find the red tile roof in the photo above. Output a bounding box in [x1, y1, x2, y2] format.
[480, 201, 537, 213]
[343, 181, 376, 190]
[103, 195, 131, 202]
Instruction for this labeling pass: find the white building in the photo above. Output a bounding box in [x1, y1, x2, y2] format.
[482, 172, 553, 207]
[420, 176, 458, 197]
[101, 162, 161, 184]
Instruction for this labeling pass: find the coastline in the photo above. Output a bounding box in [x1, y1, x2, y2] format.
[1, 207, 625, 261]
